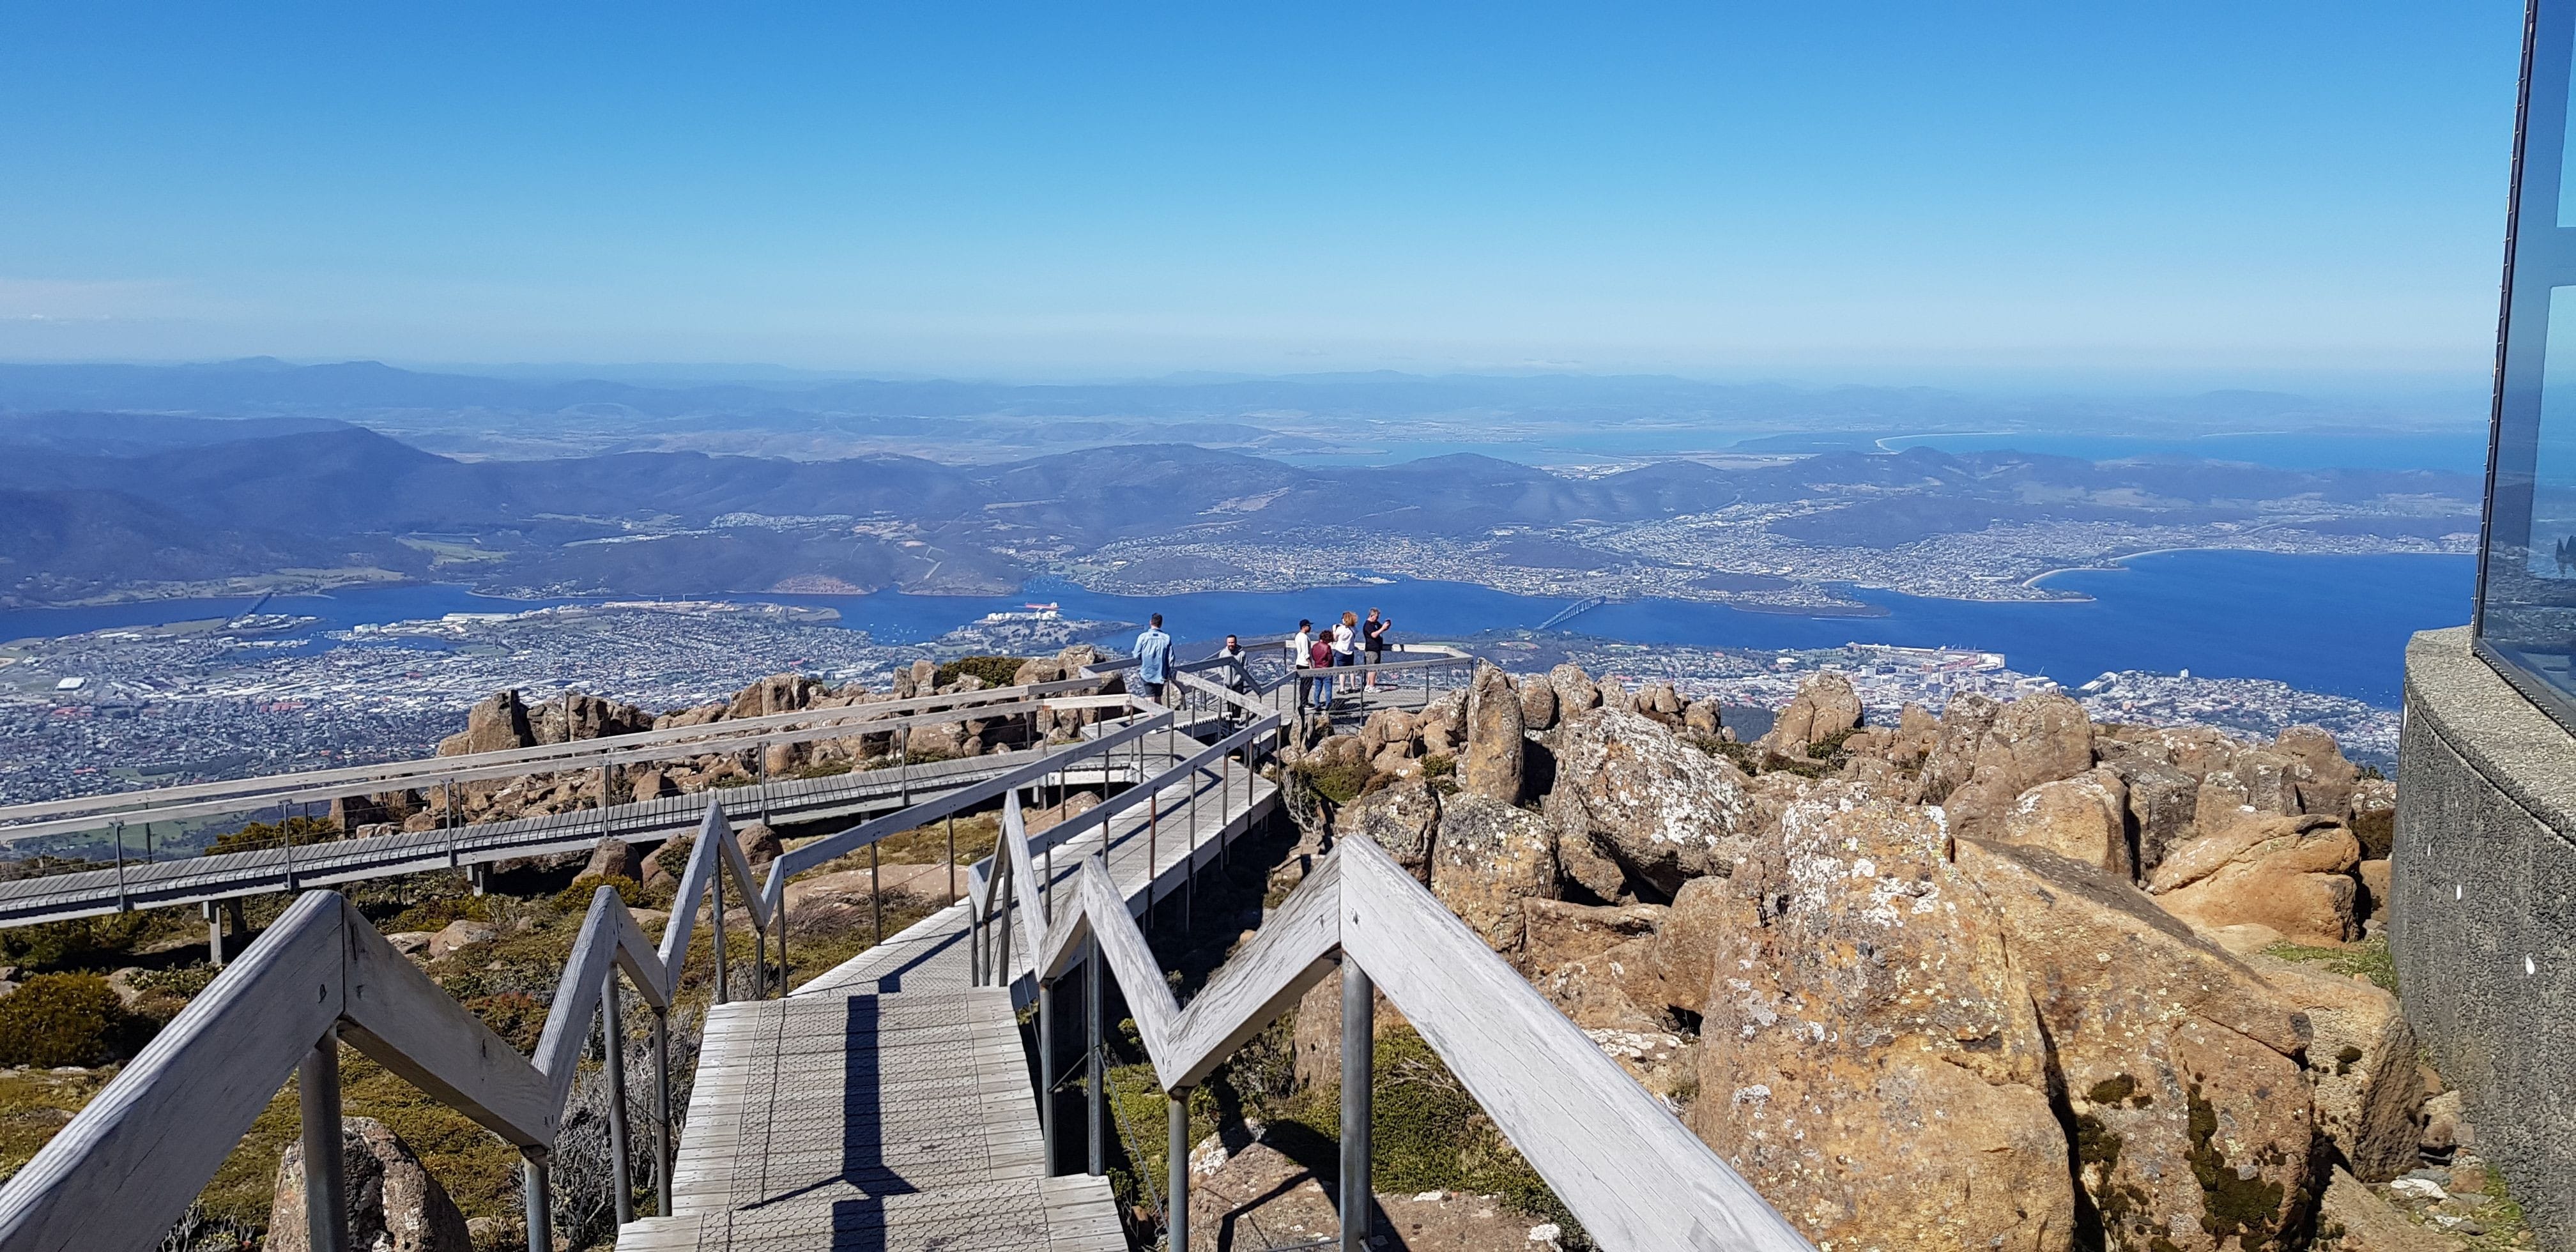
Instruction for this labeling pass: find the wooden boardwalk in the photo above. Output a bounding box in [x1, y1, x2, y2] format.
[622, 729, 1276, 1251]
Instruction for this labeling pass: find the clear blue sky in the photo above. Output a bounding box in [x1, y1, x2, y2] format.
[0, 3, 2531, 383]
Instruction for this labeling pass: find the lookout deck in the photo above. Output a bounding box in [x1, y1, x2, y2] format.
[620, 728, 1277, 1250]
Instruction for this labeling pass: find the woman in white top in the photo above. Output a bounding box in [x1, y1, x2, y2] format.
[1290, 619, 1315, 709]
[1331, 611, 1359, 696]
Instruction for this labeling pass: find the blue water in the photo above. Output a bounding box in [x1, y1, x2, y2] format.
[0, 550, 2474, 708]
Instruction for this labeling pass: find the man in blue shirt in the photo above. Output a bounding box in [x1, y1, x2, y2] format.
[1133, 613, 1174, 704]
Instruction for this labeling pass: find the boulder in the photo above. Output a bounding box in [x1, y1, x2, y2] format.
[2246, 953, 2423, 1181]
[735, 822, 784, 869]
[436, 690, 534, 757]
[1689, 784, 2073, 1252]
[1759, 670, 1861, 754]
[580, 837, 641, 883]
[1682, 698, 1722, 738]
[1998, 767, 2132, 876]
[1360, 708, 1418, 755]
[1332, 778, 1441, 880]
[1416, 695, 1467, 757]
[1543, 790, 1630, 902]
[1639, 876, 1730, 1019]
[1521, 899, 1666, 1032]
[266, 1117, 473, 1252]
[1460, 664, 1526, 803]
[1636, 682, 1687, 726]
[1547, 663, 1602, 714]
[726, 673, 818, 721]
[906, 721, 966, 758]
[1954, 839, 2316, 1252]
[1427, 793, 1556, 953]
[2150, 814, 2362, 945]
[1521, 897, 1665, 975]
[2349, 778, 2396, 860]
[2276, 726, 2362, 820]
[1913, 691, 1999, 805]
[2104, 752, 2199, 878]
[1934, 691, 2097, 841]
[1518, 678, 1559, 732]
[2358, 859, 2392, 924]
[2315, 1166, 2467, 1252]
[425, 920, 496, 960]
[532, 691, 652, 744]
[1547, 708, 1758, 899]
[384, 932, 434, 958]
[1887, 701, 1939, 768]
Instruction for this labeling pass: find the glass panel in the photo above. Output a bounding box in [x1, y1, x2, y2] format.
[2480, 287, 2576, 703]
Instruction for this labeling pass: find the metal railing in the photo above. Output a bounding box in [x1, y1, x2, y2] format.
[965, 783, 1809, 1252]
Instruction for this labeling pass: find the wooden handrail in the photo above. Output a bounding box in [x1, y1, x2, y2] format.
[975, 788, 1809, 1252]
[0, 794, 776, 1252]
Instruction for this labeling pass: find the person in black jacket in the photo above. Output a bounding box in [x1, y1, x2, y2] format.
[1361, 608, 1392, 691]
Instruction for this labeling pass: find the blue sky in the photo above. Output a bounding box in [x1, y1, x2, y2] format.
[0, 3, 2531, 383]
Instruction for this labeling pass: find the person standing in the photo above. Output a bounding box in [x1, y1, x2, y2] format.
[1308, 628, 1336, 711]
[1331, 611, 1359, 698]
[1361, 607, 1392, 691]
[1133, 613, 1174, 704]
[1289, 619, 1315, 710]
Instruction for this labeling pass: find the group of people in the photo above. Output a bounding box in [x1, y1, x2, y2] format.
[1288, 608, 1393, 710]
[1126, 609, 1396, 715]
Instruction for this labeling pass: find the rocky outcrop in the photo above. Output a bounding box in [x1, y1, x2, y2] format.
[1956, 840, 2316, 1252]
[2248, 953, 2423, 1182]
[531, 691, 652, 744]
[1998, 767, 2132, 876]
[2315, 1167, 2467, 1252]
[1461, 665, 1526, 803]
[1518, 678, 1558, 732]
[734, 821, 783, 869]
[579, 837, 641, 882]
[1933, 691, 2097, 842]
[1547, 662, 1602, 715]
[1548, 708, 1757, 899]
[1427, 793, 1555, 953]
[1332, 778, 1441, 881]
[436, 690, 535, 756]
[1758, 671, 1860, 754]
[1689, 784, 2073, 1252]
[2150, 814, 2362, 945]
[266, 1117, 473, 1252]
[1521, 898, 1665, 1032]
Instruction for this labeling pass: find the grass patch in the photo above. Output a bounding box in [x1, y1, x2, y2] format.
[2266, 936, 2397, 995]
[935, 655, 1031, 688]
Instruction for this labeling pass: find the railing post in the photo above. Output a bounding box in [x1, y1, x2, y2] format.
[203, 899, 224, 968]
[110, 820, 127, 912]
[1340, 963, 1374, 1252]
[870, 841, 884, 946]
[753, 893, 770, 1000]
[1169, 1087, 1192, 1252]
[523, 1148, 554, 1252]
[946, 811, 958, 906]
[300, 1023, 349, 1252]
[1086, 935, 1106, 1177]
[1038, 975, 1058, 1174]
[652, 1006, 673, 1218]
[774, 896, 789, 995]
[712, 856, 730, 1006]
[602, 972, 633, 1226]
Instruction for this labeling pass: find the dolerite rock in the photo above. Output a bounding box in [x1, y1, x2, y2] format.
[1929, 691, 2097, 841]
[1638, 876, 1731, 1019]
[2316, 1166, 2467, 1252]
[1427, 793, 1556, 953]
[1682, 698, 1721, 737]
[1360, 708, 1419, 756]
[1331, 777, 1440, 880]
[1955, 840, 2316, 1252]
[580, 836, 641, 883]
[1518, 678, 1558, 732]
[724, 673, 820, 721]
[1521, 898, 1666, 1031]
[2274, 726, 2361, 821]
[436, 690, 535, 756]
[530, 691, 652, 744]
[1888, 702, 1939, 769]
[1759, 670, 1861, 754]
[1543, 789, 1631, 902]
[2149, 813, 2361, 945]
[1461, 664, 1526, 803]
[267, 1117, 473, 1252]
[1416, 692, 1467, 757]
[1548, 708, 1756, 899]
[1547, 662, 1602, 714]
[2246, 952, 2423, 1182]
[2097, 742, 2200, 878]
[2348, 777, 2396, 859]
[1913, 691, 2000, 804]
[1689, 784, 2073, 1252]
[1636, 682, 1686, 726]
[1998, 767, 2132, 876]
[425, 920, 496, 960]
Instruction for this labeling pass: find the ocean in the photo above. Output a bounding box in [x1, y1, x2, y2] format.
[0, 549, 2474, 709]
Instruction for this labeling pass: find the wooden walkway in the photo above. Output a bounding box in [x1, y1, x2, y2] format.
[622, 729, 1277, 1251]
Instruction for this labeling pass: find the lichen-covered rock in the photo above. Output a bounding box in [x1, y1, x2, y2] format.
[1955, 839, 2316, 1252]
[1522, 898, 1666, 1031]
[2315, 1166, 2467, 1252]
[436, 689, 534, 756]
[1759, 671, 1862, 754]
[267, 1117, 473, 1252]
[1682, 698, 1722, 738]
[1888, 701, 1939, 768]
[2101, 749, 2199, 878]
[1517, 676, 1558, 731]
[2150, 814, 2361, 945]
[1935, 691, 2097, 841]
[1547, 662, 1602, 714]
[579, 836, 640, 882]
[1461, 664, 1526, 803]
[1332, 777, 1441, 880]
[1913, 691, 2000, 805]
[1998, 767, 2131, 876]
[734, 821, 783, 869]
[1636, 681, 1687, 726]
[1548, 708, 1756, 899]
[1689, 784, 2073, 1252]
[2247, 952, 2423, 1182]
[2349, 777, 2396, 860]
[1360, 708, 1419, 755]
[2275, 726, 2362, 821]
[1428, 793, 1555, 952]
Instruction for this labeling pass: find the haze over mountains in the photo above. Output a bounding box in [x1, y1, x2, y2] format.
[0, 408, 2479, 610]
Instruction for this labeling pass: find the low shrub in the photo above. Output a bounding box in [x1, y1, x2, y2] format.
[935, 655, 1031, 688]
[203, 814, 342, 857]
[553, 874, 645, 914]
[461, 991, 549, 1053]
[0, 973, 134, 1067]
[0, 915, 150, 970]
[387, 894, 490, 934]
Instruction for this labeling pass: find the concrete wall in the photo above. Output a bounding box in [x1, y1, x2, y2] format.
[2395, 627, 2576, 1252]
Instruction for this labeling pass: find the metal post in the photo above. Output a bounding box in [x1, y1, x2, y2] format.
[280, 800, 297, 892]
[1086, 936, 1107, 1177]
[523, 1149, 553, 1252]
[1038, 977, 1058, 1174]
[712, 856, 730, 1005]
[753, 893, 769, 1000]
[1340, 964, 1374, 1251]
[900, 740, 911, 805]
[110, 821, 127, 911]
[204, 901, 224, 968]
[1185, 768, 1199, 931]
[756, 749, 770, 826]
[871, 842, 884, 945]
[602, 973, 633, 1226]
[1169, 1088, 1192, 1252]
[600, 764, 612, 838]
[946, 812, 958, 906]
[774, 900, 789, 995]
[651, 1007, 673, 1218]
[1146, 791, 1159, 919]
[300, 1024, 349, 1252]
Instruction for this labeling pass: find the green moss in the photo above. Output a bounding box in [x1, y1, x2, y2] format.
[2186, 1084, 2287, 1248]
[2087, 1074, 2136, 1106]
[0, 974, 137, 1067]
[935, 655, 1031, 688]
[2266, 936, 2397, 996]
[385, 892, 489, 933]
[2334, 1046, 2364, 1076]
[1420, 754, 1455, 779]
[2073, 1113, 2123, 1173]
[552, 873, 645, 913]
[1294, 758, 1374, 805]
